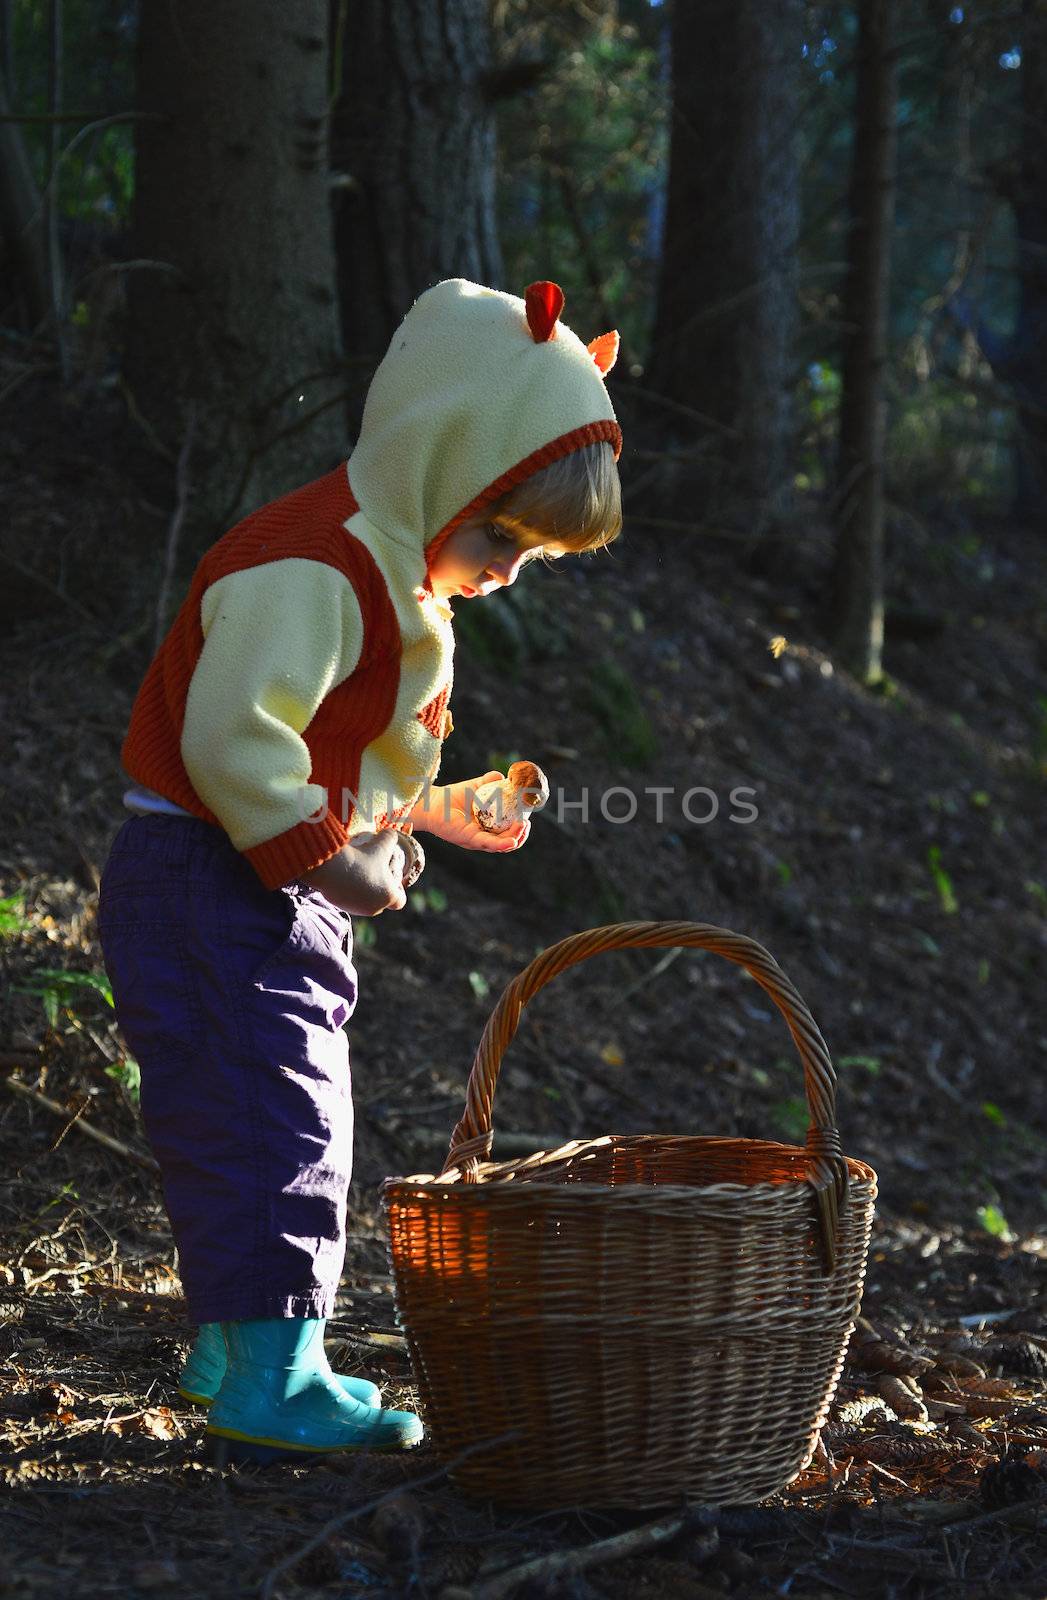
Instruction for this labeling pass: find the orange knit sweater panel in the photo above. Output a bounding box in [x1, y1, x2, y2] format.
[121, 468, 402, 885]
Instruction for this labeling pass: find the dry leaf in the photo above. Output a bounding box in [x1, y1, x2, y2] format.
[138, 1407, 178, 1439]
[924, 1397, 968, 1420]
[32, 1382, 77, 1414]
[106, 1407, 178, 1439]
[965, 1397, 1022, 1420]
[932, 1352, 986, 1380]
[936, 1376, 1017, 1398]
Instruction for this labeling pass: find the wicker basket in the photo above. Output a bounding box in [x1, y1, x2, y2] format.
[383, 921, 877, 1509]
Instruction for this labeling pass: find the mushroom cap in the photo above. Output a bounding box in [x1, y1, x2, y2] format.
[398, 831, 426, 888]
[507, 760, 550, 809]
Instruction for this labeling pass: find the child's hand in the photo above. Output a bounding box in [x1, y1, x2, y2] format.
[299, 831, 408, 915]
[411, 775, 531, 853]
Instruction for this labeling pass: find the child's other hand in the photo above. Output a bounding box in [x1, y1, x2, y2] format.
[412, 775, 530, 853]
[299, 831, 408, 915]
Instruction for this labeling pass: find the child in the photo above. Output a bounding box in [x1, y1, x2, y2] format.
[98, 279, 622, 1464]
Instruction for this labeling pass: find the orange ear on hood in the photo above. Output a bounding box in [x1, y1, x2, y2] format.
[525, 281, 565, 343]
[588, 330, 620, 376]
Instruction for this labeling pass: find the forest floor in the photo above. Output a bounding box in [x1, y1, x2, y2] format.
[1, 375, 1046, 1598]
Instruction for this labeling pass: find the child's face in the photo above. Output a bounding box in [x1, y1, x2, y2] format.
[427, 519, 557, 601]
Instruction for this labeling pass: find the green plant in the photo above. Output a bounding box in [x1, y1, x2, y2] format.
[585, 658, 658, 769]
[771, 1097, 809, 1142]
[409, 887, 448, 914]
[1026, 881, 1047, 915]
[975, 1202, 1013, 1241]
[0, 893, 27, 937]
[837, 1055, 881, 1075]
[106, 1056, 141, 1107]
[457, 586, 568, 675]
[16, 967, 114, 1029]
[1032, 695, 1047, 775]
[354, 922, 377, 951]
[486, 750, 522, 776]
[926, 846, 959, 915]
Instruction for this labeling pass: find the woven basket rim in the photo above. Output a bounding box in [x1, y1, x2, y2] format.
[384, 1132, 877, 1196]
[385, 1148, 879, 1197]
[385, 1174, 878, 1200]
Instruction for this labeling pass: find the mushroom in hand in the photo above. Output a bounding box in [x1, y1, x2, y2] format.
[471, 760, 550, 834]
[397, 830, 426, 888]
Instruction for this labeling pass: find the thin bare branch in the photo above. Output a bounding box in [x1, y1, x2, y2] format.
[4, 1076, 159, 1172]
[154, 406, 197, 654]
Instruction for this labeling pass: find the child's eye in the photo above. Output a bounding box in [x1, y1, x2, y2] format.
[486, 524, 512, 544]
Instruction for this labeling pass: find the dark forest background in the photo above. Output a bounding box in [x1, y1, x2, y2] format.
[3, 0, 1046, 679]
[2, 4, 1047, 1597]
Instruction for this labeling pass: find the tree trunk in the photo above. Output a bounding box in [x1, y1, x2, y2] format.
[0, 78, 50, 328]
[647, 0, 801, 544]
[330, 0, 503, 430]
[829, 0, 898, 686]
[126, 0, 344, 536]
[1012, 0, 1047, 527]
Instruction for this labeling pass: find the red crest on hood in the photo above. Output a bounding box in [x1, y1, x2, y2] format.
[524, 281, 565, 343]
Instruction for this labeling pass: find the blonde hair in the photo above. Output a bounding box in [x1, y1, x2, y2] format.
[488, 441, 622, 555]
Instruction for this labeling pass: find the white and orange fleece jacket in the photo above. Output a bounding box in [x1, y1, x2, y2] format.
[122, 279, 622, 890]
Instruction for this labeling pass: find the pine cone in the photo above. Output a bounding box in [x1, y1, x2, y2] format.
[860, 1433, 958, 1467]
[980, 1445, 1045, 1508]
[425, 1544, 485, 1588]
[983, 1336, 1047, 1380]
[850, 1338, 935, 1379]
[835, 1393, 898, 1427]
[878, 1374, 928, 1422]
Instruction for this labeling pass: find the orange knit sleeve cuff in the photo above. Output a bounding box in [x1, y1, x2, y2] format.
[243, 811, 350, 890]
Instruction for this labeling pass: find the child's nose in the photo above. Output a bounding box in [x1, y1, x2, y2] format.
[486, 551, 524, 587]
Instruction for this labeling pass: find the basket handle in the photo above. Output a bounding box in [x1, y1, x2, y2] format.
[442, 921, 850, 1273]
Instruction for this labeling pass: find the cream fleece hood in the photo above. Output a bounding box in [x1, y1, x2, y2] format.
[346, 279, 621, 567]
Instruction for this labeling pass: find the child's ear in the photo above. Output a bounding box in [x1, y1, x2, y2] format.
[587, 331, 620, 376]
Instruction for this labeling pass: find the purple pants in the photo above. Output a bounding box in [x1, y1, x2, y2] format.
[97, 816, 357, 1323]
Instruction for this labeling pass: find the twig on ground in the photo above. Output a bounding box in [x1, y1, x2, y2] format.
[3, 1075, 159, 1171]
[438, 1508, 711, 1600]
[606, 944, 683, 1010]
[257, 1436, 518, 1600]
[940, 1488, 1047, 1536]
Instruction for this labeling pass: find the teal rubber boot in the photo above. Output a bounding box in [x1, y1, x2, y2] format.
[178, 1322, 381, 1409]
[204, 1319, 424, 1464]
